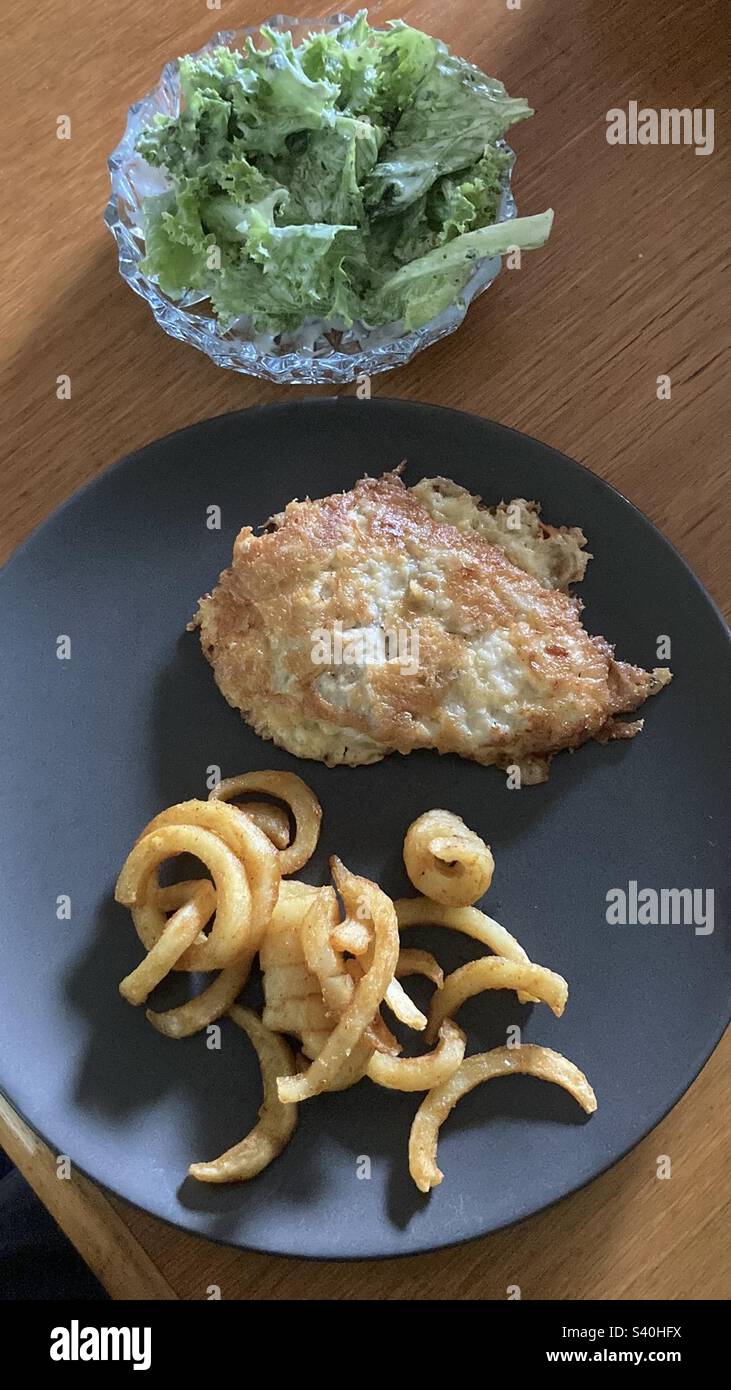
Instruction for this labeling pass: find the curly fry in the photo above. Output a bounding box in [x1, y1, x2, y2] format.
[116, 824, 252, 970]
[396, 948, 444, 990]
[277, 860, 399, 1102]
[394, 897, 539, 1004]
[119, 880, 216, 1005]
[331, 917, 371, 955]
[301, 888, 351, 1013]
[146, 955, 253, 1039]
[367, 1020, 466, 1092]
[409, 1045, 597, 1192]
[210, 771, 321, 875]
[403, 810, 494, 907]
[139, 799, 279, 948]
[189, 1007, 297, 1182]
[426, 957, 568, 1043]
[237, 801, 290, 849]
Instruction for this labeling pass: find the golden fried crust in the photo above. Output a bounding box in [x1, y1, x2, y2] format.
[194, 472, 671, 780]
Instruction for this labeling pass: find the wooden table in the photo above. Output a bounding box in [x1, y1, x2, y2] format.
[2, 0, 728, 1301]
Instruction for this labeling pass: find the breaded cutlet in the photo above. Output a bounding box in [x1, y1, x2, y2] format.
[193, 471, 671, 783]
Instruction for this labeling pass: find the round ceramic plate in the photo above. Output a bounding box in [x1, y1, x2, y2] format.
[0, 399, 728, 1259]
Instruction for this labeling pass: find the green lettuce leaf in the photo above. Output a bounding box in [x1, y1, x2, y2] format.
[200, 186, 288, 247]
[300, 11, 381, 113]
[365, 209, 554, 329]
[373, 20, 444, 120]
[266, 114, 382, 225]
[366, 53, 531, 213]
[227, 29, 339, 155]
[135, 85, 231, 183]
[432, 145, 513, 240]
[140, 181, 218, 297]
[206, 191, 360, 331]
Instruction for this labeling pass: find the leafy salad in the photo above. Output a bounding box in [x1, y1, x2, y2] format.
[136, 11, 552, 336]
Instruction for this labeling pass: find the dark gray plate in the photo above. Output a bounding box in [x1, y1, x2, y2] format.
[1, 399, 728, 1259]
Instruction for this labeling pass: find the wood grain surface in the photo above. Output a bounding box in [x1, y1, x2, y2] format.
[2, 0, 729, 1300]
